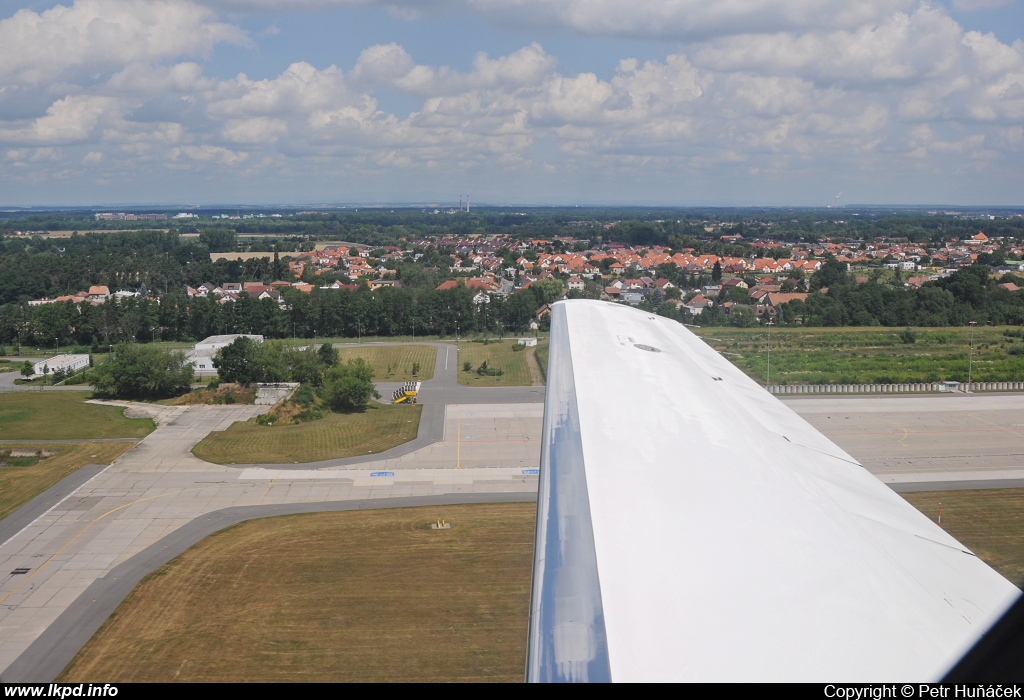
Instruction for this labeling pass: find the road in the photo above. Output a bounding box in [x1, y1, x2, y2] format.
[4, 344, 1024, 680]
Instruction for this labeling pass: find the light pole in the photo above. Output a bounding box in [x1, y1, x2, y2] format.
[766, 319, 774, 389]
[967, 320, 977, 393]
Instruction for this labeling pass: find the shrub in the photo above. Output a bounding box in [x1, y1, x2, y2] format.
[463, 361, 472, 372]
[1008, 344, 1024, 356]
[91, 344, 193, 399]
[322, 358, 380, 412]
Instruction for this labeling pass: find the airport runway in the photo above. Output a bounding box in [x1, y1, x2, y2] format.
[4, 343, 1024, 680]
[783, 393, 1024, 490]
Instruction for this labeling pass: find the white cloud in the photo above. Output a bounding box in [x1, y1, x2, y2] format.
[0, 0, 248, 86]
[170, 144, 249, 165]
[0, 96, 119, 144]
[0, 0, 1021, 202]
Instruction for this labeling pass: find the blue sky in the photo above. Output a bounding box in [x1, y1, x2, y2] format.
[0, 0, 1022, 207]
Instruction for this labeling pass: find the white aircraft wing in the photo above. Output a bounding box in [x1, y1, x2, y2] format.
[526, 300, 1021, 682]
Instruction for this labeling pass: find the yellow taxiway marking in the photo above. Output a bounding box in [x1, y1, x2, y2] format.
[257, 471, 280, 505]
[971, 413, 1024, 441]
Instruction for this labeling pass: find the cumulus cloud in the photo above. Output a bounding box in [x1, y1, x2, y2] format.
[0, 0, 248, 85]
[0, 0, 1021, 201]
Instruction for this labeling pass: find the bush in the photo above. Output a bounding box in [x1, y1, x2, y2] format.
[476, 360, 503, 376]
[1008, 344, 1024, 356]
[900, 328, 917, 345]
[463, 360, 472, 372]
[322, 358, 380, 412]
[91, 344, 193, 399]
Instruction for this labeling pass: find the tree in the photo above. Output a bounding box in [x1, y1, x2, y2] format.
[198, 229, 237, 253]
[91, 344, 193, 399]
[317, 342, 339, 367]
[711, 261, 722, 283]
[322, 358, 379, 412]
[213, 336, 262, 385]
[20, 361, 33, 379]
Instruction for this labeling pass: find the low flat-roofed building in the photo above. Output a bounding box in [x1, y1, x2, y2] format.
[188, 334, 264, 376]
[31, 354, 89, 379]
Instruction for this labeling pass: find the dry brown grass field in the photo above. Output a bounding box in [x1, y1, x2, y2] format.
[0, 442, 136, 520]
[191, 403, 421, 464]
[902, 489, 1024, 587]
[59, 503, 536, 683]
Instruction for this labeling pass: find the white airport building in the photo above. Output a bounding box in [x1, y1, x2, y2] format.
[186, 334, 263, 377]
[31, 354, 90, 379]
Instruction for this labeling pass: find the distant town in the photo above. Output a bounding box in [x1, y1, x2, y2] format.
[2, 206, 1024, 350]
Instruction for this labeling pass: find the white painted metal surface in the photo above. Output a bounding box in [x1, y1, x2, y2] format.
[528, 300, 1020, 682]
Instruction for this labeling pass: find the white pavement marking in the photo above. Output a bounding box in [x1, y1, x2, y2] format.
[0, 401, 541, 675]
[877, 467, 1024, 484]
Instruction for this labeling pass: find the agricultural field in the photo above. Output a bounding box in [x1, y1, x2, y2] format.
[693, 326, 1024, 385]
[191, 403, 421, 464]
[456, 339, 547, 387]
[59, 503, 535, 682]
[0, 393, 155, 440]
[902, 489, 1024, 588]
[0, 442, 136, 521]
[335, 344, 436, 381]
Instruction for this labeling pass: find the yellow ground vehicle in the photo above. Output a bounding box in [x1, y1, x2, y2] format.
[392, 381, 421, 404]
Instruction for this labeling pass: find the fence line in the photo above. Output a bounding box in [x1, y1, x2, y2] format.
[767, 381, 1024, 395]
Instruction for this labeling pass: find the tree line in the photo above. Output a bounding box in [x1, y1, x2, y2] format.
[0, 280, 564, 349]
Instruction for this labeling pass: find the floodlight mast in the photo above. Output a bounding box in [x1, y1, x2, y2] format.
[967, 320, 977, 393]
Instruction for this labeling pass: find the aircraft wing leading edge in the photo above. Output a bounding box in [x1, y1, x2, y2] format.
[526, 300, 1020, 682]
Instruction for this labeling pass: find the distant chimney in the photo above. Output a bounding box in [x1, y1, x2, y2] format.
[466, 195, 470, 213]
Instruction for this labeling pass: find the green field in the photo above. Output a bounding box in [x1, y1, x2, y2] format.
[0, 442, 137, 520]
[902, 489, 1024, 588]
[59, 503, 535, 683]
[693, 326, 1024, 385]
[335, 344, 436, 381]
[192, 403, 421, 464]
[456, 340, 547, 386]
[0, 393, 155, 440]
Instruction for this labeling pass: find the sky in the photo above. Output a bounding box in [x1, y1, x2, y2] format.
[0, 0, 1022, 207]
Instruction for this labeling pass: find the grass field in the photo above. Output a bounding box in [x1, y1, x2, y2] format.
[0, 442, 136, 521]
[0, 393, 155, 440]
[902, 489, 1024, 587]
[693, 326, 1024, 385]
[55, 490, 1024, 682]
[191, 403, 421, 464]
[335, 345, 436, 381]
[534, 345, 549, 383]
[59, 503, 535, 683]
[456, 340, 547, 386]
